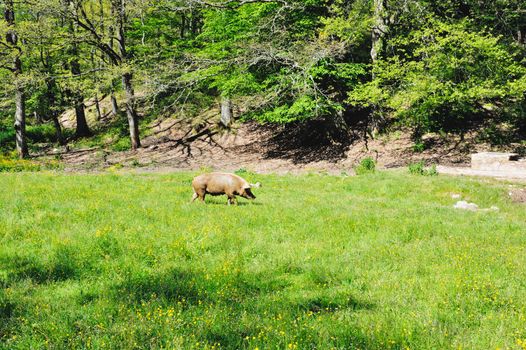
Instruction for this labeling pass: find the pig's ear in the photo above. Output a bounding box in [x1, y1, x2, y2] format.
[250, 182, 261, 188]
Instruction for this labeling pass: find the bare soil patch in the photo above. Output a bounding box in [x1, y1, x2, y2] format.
[45, 110, 523, 175]
[509, 188, 526, 203]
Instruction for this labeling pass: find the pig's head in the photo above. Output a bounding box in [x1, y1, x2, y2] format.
[241, 186, 256, 200]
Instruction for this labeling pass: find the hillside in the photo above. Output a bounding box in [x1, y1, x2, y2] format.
[30, 99, 519, 173]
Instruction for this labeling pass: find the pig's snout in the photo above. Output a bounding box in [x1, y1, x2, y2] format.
[243, 188, 256, 200]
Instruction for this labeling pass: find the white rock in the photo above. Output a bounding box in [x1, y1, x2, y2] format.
[451, 193, 461, 199]
[454, 200, 479, 211]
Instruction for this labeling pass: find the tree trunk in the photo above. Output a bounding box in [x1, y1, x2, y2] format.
[180, 14, 186, 38]
[367, 0, 388, 143]
[371, 0, 387, 66]
[111, 93, 119, 116]
[65, 0, 91, 138]
[34, 112, 43, 125]
[94, 94, 102, 120]
[46, 78, 65, 146]
[220, 97, 233, 127]
[70, 59, 91, 137]
[14, 83, 28, 158]
[518, 26, 526, 46]
[51, 116, 65, 146]
[115, 0, 140, 150]
[5, 0, 28, 158]
[122, 73, 140, 149]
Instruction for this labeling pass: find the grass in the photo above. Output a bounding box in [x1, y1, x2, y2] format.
[1, 171, 525, 349]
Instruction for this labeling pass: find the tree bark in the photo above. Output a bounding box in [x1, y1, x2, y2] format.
[220, 97, 233, 127]
[122, 72, 140, 149]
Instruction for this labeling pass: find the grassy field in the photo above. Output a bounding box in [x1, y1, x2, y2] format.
[1, 170, 525, 349]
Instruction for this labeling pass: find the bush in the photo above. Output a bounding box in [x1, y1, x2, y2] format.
[0, 157, 41, 172]
[412, 141, 425, 153]
[408, 161, 438, 176]
[0, 154, 62, 172]
[111, 137, 131, 152]
[355, 157, 376, 175]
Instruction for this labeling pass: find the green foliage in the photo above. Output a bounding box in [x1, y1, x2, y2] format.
[0, 172, 525, 348]
[111, 137, 132, 152]
[354, 157, 376, 175]
[349, 19, 526, 135]
[408, 161, 438, 176]
[1, 0, 525, 154]
[412, 141, 425, 153]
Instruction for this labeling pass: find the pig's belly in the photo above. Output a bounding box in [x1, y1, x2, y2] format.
[206, 190, 225, 196]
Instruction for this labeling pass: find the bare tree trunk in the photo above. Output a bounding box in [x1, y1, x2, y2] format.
[51, 116, 65, 146]
[220, 97, 233, 127]
[94, 94, 102, 121]
[64, 0, 91, 137]
[110, 93, 119, 116]
[366, 0, 389, 145]
[5, 0, 28, 158]
[518, 26, 525, 46]
[14, 84, 28, 158]
[180, 14, 186, 38]
[115, 0, 140, 150]
[122, 72, 140, 149]
[45, 71, 65, 146]
[34, 112, 42, 125]
[371, 0, 387, 66]
[70, 58, 91, 137]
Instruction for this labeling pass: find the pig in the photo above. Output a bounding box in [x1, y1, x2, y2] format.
[191, 172, 261, 205]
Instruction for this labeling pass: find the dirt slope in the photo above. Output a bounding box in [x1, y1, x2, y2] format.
[49, 113, 510, 174]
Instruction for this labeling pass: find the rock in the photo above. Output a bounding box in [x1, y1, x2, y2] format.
[471, 152, 525, 171]
[451, 193, 461, 199]
[454, 200, 479, 211]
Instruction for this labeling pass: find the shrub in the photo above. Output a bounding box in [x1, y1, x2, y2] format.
[0, 157, 41, 172]
[355, 157, 376, 175]
[0, 154, 62, 172]
[413, 141, 425, 153]
[111, 137, 131, 152]
[408, 161, 438, 176]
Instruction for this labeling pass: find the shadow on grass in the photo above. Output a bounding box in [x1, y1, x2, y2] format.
[113, 267, 203, 304]
[203, 200, 263, 206]
[297, 295, 374, 314]
[0, 290, 17, 336]
[0, 245, 83, 285]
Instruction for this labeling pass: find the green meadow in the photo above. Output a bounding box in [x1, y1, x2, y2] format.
[1, 171, 525, 349]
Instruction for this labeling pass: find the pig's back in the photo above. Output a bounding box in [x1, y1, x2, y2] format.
[192, 173, 237, 194]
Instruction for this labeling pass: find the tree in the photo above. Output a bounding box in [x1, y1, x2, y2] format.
[1, 0, 28, 158]
[66, 0, 141, 149]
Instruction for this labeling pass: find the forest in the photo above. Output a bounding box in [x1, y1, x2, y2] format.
[0, 0, 525, 159]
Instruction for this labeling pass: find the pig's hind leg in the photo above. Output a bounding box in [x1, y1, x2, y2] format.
[192, 188, 206, 203]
